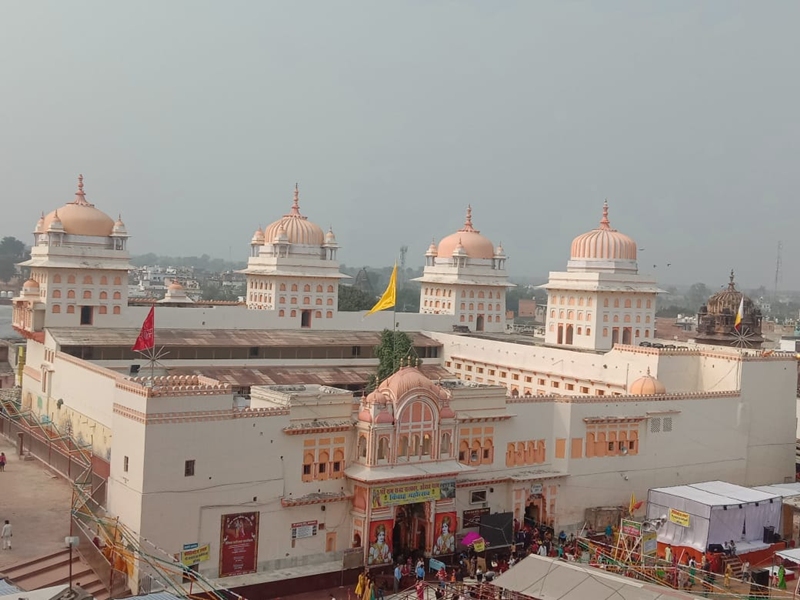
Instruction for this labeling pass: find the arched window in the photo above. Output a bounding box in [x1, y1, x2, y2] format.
[83, 290, 92, 299]
[586, 327, 591, 335]
[303, 452, 315, 482]
[67, 290, 75, 299]
[303, 296, 310, 304]
[624, 314, 631, 323]
[53, 290, 61, 299]
[469, 291, 474, 298]
[646, 299, 652, 309]
[67, 305, 75, 314]
[482, 439, 494, 464]
[550, 309, 555, 318]
[614, 298, 620, 308]
[377, 438, 389, 461]
[113, 276, 122, 285]
[460, 315, 465, 322]
[441, 433, 451, 456]
[460, 303, 465, 310]
[316, 298, 322, 305]
[100, 276, 108, 285]
[304, 284, 311, 292]
[316, 284, 323, 293]
[332, 448, 345, 478]
[613, 315, 619, 323]
[603, 298, 609, 307]
[99, 291, 107, 300]
[458, 440, 470, 464]
[315, 310, 322, 318]
[280, 283, 286, 291]
[279, 296, 286, 304]
[326, 311, 333, 318]
[624, 299, 632, 308]
[317, 450, 330, 480]
[358, 436, 367, 459]
[53, 275, 61, 283]
[567, 310, 574, 319]
[603, 327, 608, 337]
[113, 291, 121, 300]
[478, 291, 484, 298]
[635, 315, 641, 323]
[113, 306, 121, 315]
[279, 309, 285, 317]
[469, 303, 474, 310]
[636, 299, 642, 308]
[399, 435, 409, 457]
[99, 306, 107, 315]
[52, 305, 61, 314]
[290, 309, 297, 317]
[422, 434, 431, 456]
[291, 297, 297, 304]
[291, 284, 298, 292]
[327, 298, 333, 305]
[645, 329, 650, 338]
[83, 276, 93, 284]
[67, 275, 76, 284]
[577, 327, 582, 335]
[495, 303, 500, 311]
[327, 285, 334, 293]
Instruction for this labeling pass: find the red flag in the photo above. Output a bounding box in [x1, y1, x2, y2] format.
[132, 307, 155, 352]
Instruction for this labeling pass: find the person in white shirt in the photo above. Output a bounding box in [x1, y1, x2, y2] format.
[1, 520, 12, 550]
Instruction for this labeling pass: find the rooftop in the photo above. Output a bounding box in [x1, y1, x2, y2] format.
[50, 328, 442, 348]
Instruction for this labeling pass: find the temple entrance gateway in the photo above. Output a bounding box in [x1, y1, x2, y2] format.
[393, 502, 427, 557]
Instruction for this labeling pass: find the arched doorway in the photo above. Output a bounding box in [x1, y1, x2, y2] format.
[476, 315, 484, 331]
[557, 324, 564, 344]
[565, 325, 574, 345]
[611, 328, 620, 345]
[300, 310, 311, 328]
[622, 327, 632, 344]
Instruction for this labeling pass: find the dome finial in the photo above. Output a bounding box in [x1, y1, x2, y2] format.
[600, 199, 610, 229]
[73, 174, 89, 205]
[729, 269, 736, 290]
[290, 183, 301, 216]
[460, 205, 479, 233]
[646, 367, 651, 376]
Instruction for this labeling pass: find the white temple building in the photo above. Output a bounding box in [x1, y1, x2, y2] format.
[240, 184, 347, 327]
[415, 205, 510, 333]
[543, 200, 659, 350]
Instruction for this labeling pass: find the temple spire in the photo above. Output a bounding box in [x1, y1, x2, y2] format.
[291, 183, 301, 215]
[728, 269, 736, 290]
[460, 205, 479, 233]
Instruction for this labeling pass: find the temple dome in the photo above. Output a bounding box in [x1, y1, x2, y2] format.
[377, 362, 446, 401]
[41, 175, 115, 237]
[437, 206, 495, 260]
[263, 184, 325, 246]
[570, 200, 637, 261]
[251, 228, 265, 245]
[705, 272, 756, 316]
[628, 368, 666, 395]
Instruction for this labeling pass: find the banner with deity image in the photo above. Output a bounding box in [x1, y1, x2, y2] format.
[219, 511, 259, 577]
[367, 519, 394, 566]
[432, 512, 457, 555]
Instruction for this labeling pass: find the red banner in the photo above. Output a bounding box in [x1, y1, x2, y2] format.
[432, 512, 457, 555]
[132, 307, 155, 352]
[219, 512, 259, 577]
[367, 519, 393, 566]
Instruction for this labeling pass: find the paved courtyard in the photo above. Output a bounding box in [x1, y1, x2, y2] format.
[0, 434, 73, 570]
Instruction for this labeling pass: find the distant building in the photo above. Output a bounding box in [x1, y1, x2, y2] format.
[518, 298, 536, 318]
[696, 271, 764, 348]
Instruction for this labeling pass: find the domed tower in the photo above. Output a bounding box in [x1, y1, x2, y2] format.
[414, 206, 511, 332]
[543, 200, 659, 351]
[695, 271, 763, 348]
[240, 184, 347, 326]
[13, 175, 133, 336]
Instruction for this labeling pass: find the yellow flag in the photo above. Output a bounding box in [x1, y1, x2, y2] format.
[365, 264, 397, 316]
[629, 493, 636, 514]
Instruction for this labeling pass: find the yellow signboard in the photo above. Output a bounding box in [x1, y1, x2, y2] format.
[181, 543, 211, 565]
[668, 508, 691, 527]
[472, 538, 486, 553]
[372, 481, 443, 508]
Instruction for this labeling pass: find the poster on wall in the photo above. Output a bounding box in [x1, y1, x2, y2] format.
[432, 512, 457, 555]
[371, 481, 443, 508]
[219, 512, 260, 578]
[367, 519, 393, 566]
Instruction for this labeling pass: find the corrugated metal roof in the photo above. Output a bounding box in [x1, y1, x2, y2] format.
[168, 364, 453, 387]
[51, 328, 441, 348]
[0, 580, 21, 595]
[128, 592, 183, 600]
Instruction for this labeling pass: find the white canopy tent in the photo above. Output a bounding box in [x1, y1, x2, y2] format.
[646, 481, 781, 552]
[491, 554, 700, 600]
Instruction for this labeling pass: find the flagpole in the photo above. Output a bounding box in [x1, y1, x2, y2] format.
[150, 305, 155, 382]
[393, 259, 398, 373]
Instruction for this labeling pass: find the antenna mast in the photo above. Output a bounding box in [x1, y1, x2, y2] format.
[774, 240, 783, 302]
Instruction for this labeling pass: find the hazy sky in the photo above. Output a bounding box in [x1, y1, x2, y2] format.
[1, 1, 799, 289]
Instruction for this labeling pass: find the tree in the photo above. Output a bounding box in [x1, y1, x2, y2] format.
[396, 286, 420, 312]
[685, 283, 711, 313]
[367, 329, 414, 391]
[0, 237, 26, 259]
[0, 256, 15, 282]
[338, 285, 376, 311]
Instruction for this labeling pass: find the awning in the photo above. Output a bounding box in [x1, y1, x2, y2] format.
[345, 461, 475, 483]
[778, 548, 800, 564]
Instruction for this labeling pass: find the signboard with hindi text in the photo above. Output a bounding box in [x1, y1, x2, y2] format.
[372, 481, 448, 508]
[621, 519, 642, 537]
[642, 531, 658, 555]
[181, 543, 211, 566]
[668, 508, 691, 527]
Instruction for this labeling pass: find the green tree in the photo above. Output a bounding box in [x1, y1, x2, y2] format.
[0, 236, 30, 282]
[0, 256, 15, 282]
[338, 285, 376, 311]
[367, 329, 414, 390]
[396, 285, 420, 312]
[685, 283, 711, 313]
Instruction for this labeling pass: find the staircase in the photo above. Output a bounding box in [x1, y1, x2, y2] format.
[0, 549, 111, 600]
[721, 554, 743, 580]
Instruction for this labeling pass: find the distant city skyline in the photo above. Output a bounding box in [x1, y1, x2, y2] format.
[2, 2, 798, 289]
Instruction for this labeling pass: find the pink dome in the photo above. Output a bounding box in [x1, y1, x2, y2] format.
[358, 408, 373, 423]
[437, 206, 495, 260]
[251, 228, 265, 244]
[168, 282, 184, 292]
[22, 278, 39, 289]
[263, 184, 325, 246]
[375, 409, 393, 424]
[570, 201, 637, 261]
[42, 175, 115, 238]
[379, 364, 444, 400]
[440, 405, 455, 419]
[628, 368, 666, 395]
